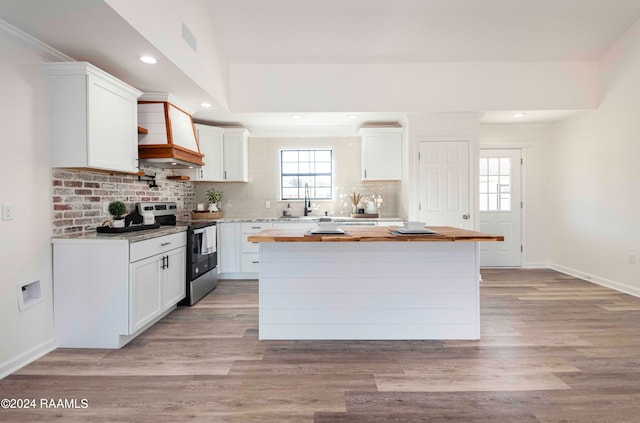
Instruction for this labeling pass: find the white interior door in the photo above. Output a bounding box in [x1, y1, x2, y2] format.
[418, 141, 471, 229]
[479, 149, 522, 267]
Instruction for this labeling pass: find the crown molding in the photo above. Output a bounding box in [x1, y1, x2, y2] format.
[0, 18, 74, 62]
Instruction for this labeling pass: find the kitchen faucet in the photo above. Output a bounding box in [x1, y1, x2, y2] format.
[303, 183, 312, 216]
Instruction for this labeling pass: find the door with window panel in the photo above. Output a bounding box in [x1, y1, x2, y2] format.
[479, 149, 522, 267]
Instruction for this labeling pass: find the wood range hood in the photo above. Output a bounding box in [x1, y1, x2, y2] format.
[137, 93, 204, 168]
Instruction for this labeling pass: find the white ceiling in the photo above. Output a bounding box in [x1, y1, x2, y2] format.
[2, 0, 640, 130]
[207, 0, 640, 63]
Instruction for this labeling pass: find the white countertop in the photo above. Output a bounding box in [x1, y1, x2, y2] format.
[51, 226, 188, 243]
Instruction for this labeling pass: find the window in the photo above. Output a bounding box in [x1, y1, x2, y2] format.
[479, 157, 511, 211]
[280, 149, 333, 200]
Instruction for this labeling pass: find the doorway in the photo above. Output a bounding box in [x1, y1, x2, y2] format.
[479, 149, 523, 267]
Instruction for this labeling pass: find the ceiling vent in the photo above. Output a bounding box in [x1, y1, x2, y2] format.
[137, 93, 204, 168]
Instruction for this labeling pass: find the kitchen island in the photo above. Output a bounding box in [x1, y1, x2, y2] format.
[248, 226, 503, 340]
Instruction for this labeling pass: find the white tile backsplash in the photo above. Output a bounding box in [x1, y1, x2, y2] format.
[195, 136, 400, 219]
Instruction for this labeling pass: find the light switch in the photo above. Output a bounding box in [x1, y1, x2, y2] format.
[2, 204, 14, 221]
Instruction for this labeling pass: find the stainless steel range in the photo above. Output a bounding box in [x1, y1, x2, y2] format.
[135, 201, 218, 305]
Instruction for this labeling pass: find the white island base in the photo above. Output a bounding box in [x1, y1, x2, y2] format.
[258, 241, 480, 340]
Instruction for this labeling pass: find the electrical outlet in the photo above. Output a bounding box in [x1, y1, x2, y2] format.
[265, 200, 271, 209]
[2, 204, 14, 221]
[103, 202, 110, 214]
[629, 253, 637, 264]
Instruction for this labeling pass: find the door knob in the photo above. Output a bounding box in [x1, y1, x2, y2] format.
[462, 214, 470, 220]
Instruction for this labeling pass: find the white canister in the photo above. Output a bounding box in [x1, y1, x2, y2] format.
[143, 213, 155, 225]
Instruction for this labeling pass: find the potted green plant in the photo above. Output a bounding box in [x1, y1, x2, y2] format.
[108, 201, 127, 227]
[205, 188, 222, 212]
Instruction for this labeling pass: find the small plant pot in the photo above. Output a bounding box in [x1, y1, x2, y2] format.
[113, 219, 125, 228]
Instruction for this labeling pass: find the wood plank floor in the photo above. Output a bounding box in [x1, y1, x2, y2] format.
[2, 269, 640, 422]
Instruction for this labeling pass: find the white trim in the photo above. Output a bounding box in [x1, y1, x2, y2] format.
[0, 18, 73, 62]
[0, 338, 56, 380]
[550, 263, 640, 298]
[480, 142, 532, 149]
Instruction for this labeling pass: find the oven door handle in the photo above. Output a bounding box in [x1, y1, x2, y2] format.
[193, 228, 206, 235]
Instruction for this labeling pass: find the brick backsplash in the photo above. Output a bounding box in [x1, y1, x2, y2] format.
[51, 166, 195, 235]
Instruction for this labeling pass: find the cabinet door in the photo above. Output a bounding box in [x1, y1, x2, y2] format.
[129, 255, 162, 334]
[196, 124, 225, 181]
[360, 128, 402, 181]
[223, 129, 249, 181]
[219, 222, 241, 273]
[87, 73, 139, 173]
[162, 247, 187, 310]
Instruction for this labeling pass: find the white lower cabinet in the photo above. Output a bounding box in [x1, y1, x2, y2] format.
[218, 222, 241, 275]
[52, 231, 186, 348]
[218, 222, 272, 278]
[129, 245, 186, 334]
[241, 223, 272, 274]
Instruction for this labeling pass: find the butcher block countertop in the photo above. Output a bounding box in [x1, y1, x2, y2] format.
[247, 226, 504, 243]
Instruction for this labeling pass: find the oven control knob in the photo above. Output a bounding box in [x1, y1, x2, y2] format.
[195, 267, 199, 274]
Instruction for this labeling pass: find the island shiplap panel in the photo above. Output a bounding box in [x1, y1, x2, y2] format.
[258, 242, 480, 340]
[261, 277, 476, 294]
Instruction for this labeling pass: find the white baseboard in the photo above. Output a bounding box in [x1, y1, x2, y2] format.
[550, 263, 640, 298]
[0, 338, 56, 380]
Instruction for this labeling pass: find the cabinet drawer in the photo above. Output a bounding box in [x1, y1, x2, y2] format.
[241, 253, 261, 273]
[242, 234, 260, 253]
[130, 232, 187, 263]
[241, 222, 272, 233]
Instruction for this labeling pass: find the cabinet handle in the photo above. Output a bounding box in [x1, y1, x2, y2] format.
[251, 226, 261, 230]
[161, 242, 171, 246]
[166, 255, 169, 269]
[364, 169, 367, 178]
[252, 260, 259, 264]
[224, 170, 227, 179]
[161, 256, 167, 269]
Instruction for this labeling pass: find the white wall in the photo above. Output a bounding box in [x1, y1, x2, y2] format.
[0, 24, 55, 377]
[546, 20, 640, 294]
[479, 123, 553, 267]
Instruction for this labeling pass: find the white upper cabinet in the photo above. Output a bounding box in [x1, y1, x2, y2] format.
[182, 125, 249, 182]
[45, 62, 142, 174]
[223, 128, 249, 182]
[192, 124, 224, 181]
[359, 127, 403, 181]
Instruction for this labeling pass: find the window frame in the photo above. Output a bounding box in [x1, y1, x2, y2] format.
[280, 149, 333, 201]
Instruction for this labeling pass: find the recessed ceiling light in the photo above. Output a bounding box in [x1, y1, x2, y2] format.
[513, 112, 527, 118]
[171, 162, 177, 166]
[348, 114, 359, 120]
[200, 102, 212, 108]
[139, 55, 157, 64]
[292, 114, 303, 119]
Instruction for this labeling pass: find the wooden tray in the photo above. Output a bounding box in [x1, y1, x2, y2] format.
[191, 210, 223, 220]
[350, 213, 379, 218]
